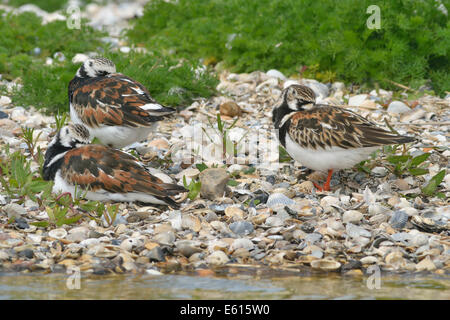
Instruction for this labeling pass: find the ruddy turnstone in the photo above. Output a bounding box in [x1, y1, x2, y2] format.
[272, 84, 415, 191]
[69, 57, 175, 148]
[43, 124, 186, 208]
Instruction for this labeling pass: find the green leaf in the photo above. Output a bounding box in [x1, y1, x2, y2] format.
[29, 180, 51, 193]
[195, 163, 208, 172]
[411, 153, 431, 167]
[227, 179, 238, 186]
[388, 155, 411, 164]
[422, 170, 446, 196]
[31, 221, 49, 228]
[408, 168, 429, 176]
[59, 215, 82, 226]
[243, 167, 256, 174]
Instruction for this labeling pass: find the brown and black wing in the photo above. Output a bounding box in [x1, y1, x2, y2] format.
[288, 106, 415, 150]
[71, 75, 175, 128]
[61, 145, 186, 206]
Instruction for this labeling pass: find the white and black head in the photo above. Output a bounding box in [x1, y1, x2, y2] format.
[43, 124, 90, 180]
[76, 57, 116, 78]
[282, 84, 316, 111]
[50, 124, 90, 149]
[272, 84, 316, 127]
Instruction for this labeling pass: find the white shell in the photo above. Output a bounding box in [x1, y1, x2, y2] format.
[48, 228, 67, 239]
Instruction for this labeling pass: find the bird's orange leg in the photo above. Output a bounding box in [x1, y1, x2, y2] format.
[313, 169, 333, 191]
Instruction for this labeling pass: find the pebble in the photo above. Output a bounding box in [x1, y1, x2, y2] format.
[266, 69, 286, 81]
[387, 101, 410, 113]
[348, 94, 368, 107]
[219, 101, 242, 117]
[231, 238, 255, 251]
[206, 251, 230, 265]
[199, 168, 229, 200]
[3, 203, 26, 219]
[343, 210, 363, 224]
[229, 221, 254, 236]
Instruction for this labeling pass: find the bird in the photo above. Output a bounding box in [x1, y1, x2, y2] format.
[272, 84, 416, 191]
[43, 124, 186, 208]
[68, 57, 176, 148]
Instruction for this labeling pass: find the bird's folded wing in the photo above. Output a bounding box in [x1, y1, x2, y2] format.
[288, 106, 415, 150]
[61, 145, 171, 197]
[71, 75, 174, 128]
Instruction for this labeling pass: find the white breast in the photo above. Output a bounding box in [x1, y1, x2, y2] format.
[70, 103, 157, 148]
[285, 135, 379, 172]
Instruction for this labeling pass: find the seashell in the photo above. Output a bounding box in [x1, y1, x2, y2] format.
[310, 259, 341, 271]
[389, 210, 409, 229]
[411, 216, 449, 233]
[224, 206, 245, 220]
[209, 203, 231, 213]
[48, 228, 67, 239]
[266, 193, 294, 209]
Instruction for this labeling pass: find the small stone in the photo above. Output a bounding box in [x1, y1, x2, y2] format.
[385, 251, 404, 265]
[148, 138, 169, 150]
[393, 179, 410, 191]
[251, 213, 269, 225]
[0, 96, 12, 106]
[371, 167, 388, 177]
[266, 69, 286, 80]
[343, 210, 363, 224]
[310, 259, 341, 271]
[146, 247, 165, 262]
[219, 101, 242, 117]
[387, 101, 410, 114]
[199, 168, 229, 200]
[231, 238, 255, 251]
[359, 100, 377, 109]
[15, 217, 29, 230]
[265, 217, 283, 227]
[153, 231, 176, 246]
[3, 203, 26, 219]
[360, 256, 378, 264]
[18, 249, 34, 259]
[224, 206, 245, 220]
[346, 223, 371, 238]
[297, 181, 314, 193]
[229, 221, 254, 236]
[206, 251, 230, 265]
[176, 240, 202, 258]
[348, 94, 368, 106]
[181, 214, 201, 232]
[415, 256, 436, 272]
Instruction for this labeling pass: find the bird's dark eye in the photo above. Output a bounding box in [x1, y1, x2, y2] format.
[89, 62, 93, 67]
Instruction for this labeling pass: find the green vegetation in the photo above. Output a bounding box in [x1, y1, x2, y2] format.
[0, 10, 218, 114]
[128, 0, 449, 95]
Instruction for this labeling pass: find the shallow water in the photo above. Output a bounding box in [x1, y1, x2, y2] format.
[0, 271, 449, 300]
